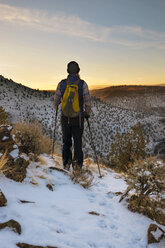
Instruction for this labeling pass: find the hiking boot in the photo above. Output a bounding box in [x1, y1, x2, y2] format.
[64, 164, 70, 171]
[72, 160, 77, 170]
[63, 160, 72, 171]
[73, 162, 83, 171]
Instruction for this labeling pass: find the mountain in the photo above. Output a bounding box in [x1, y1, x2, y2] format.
[91, 85, 165, 115]
[0, 75, 165, 160]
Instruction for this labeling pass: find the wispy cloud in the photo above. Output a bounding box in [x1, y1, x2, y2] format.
[0, 3, 165, 49]
[0, 3, 108, 41]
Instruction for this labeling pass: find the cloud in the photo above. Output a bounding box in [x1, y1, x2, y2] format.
[0, 3, 165, 49]
[0, 3, 108, 41]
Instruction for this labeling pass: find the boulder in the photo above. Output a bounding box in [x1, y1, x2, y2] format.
[0, 190, 7, 207]
[0, 125, 29, 182]
[0, 219, 21, 234]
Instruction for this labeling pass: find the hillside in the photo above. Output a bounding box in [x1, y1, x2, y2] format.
[0, 76, 165, 160]
[91, 85, 165, 115]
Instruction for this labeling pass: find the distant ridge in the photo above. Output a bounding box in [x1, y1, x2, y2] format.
[91, 85, 165, 100]
[0, 75, 55, 93]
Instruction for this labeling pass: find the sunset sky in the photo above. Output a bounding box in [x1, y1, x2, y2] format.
[0, 0, 165, 90]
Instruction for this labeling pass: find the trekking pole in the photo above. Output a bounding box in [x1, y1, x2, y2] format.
[86, 118, 102, 178]
[52, 106, 58, 158]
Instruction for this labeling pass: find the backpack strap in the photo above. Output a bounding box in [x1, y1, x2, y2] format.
[66, 79, 80, 85]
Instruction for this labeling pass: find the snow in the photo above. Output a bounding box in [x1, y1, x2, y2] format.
[9, 149, 19, 159]
[151, 229, 163, 241]
[144, 171, 151, 176]
[8, 126, 12, 131]
[2, 136, 9, 141]
[0, 155, 164, 248]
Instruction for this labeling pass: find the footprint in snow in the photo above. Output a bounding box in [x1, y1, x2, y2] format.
[87, 192, 97, 203]
[99, 200, 107, 206]
[109, 222, 118, 231]
[106, 192, 115, 199]
[98, 219, 108, 229]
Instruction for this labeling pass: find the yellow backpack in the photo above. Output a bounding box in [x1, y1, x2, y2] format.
[61, 80, 80, 118]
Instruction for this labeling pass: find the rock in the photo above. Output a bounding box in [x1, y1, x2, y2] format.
[16, 243, 58, 248]
[88, 211, 100, 216]
[148, 223, 165, 244]
[0, 219, 21, 234]
[0, 190, 7, 207]
[19, 200, 35, 204]
[0, 125, 15, 154]
[0, 125, 29, 182]
[46, 184, 54, 191]
[3, 157, 29, 182]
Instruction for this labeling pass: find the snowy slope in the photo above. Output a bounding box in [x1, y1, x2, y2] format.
[0, 76, 165, 160]
[0, 155, 164, 248]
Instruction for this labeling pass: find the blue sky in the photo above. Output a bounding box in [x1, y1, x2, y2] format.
[0, 0, 165, 89]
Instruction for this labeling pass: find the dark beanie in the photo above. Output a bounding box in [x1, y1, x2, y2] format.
[67, 61, 80, 74]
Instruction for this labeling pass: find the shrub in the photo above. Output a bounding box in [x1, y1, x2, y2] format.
[0, 152, 8, 171]
[109, 122, 149, 171]
[126, 157, 165, 199]
[0, 106, 8, 125]
[123, 157, 165, 225]
[12, 121, 51, 157]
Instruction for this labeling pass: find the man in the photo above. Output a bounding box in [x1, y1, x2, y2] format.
[54, 61, 91, 170]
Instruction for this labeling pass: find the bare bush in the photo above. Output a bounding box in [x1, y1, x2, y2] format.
[12, 121, 51, 157]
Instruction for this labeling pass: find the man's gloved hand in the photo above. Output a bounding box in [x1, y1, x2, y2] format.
[84, 111, 90, 120]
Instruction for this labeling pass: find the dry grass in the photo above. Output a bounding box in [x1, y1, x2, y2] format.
[70, 167, 94, 189]
[38, 156, 47, 166]
[30, 179, 39, 186]
[84, 158, 93, 167]
[12, 121, 51, 157]
[0, 152, 8, 171]
[38, 175, 46, 179]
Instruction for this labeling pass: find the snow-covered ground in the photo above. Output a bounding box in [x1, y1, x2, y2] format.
[0, 154, 164, 248]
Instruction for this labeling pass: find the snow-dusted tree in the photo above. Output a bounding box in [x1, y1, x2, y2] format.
[109, 122, 149, 171]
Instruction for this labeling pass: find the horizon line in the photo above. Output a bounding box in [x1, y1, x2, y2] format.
[1, 75, 164, 91]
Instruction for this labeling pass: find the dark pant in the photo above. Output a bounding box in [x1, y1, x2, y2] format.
[61, 115, 84, 166]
